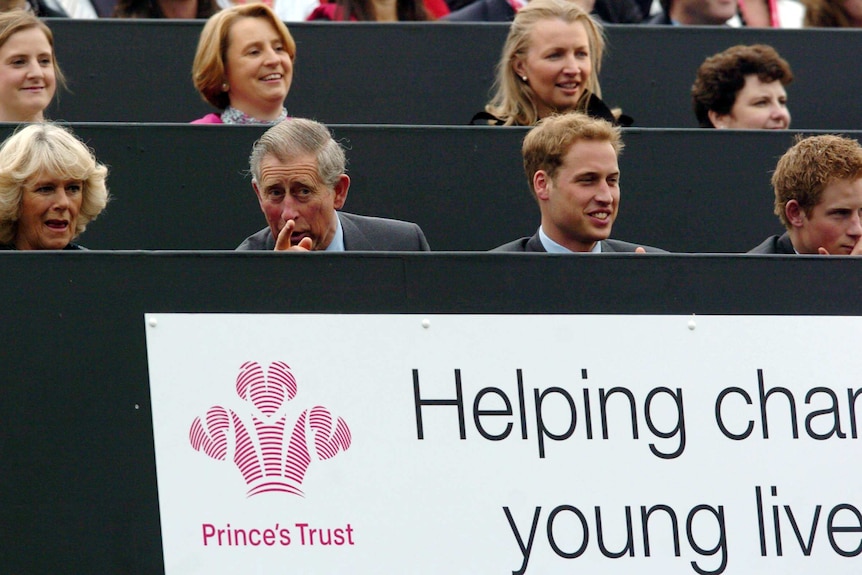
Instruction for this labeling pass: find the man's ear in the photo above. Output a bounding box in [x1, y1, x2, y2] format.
[707, 110, 728, 129]
[333, 174, 350, 210]
[534, 170, 552, 201]
[785, 199, 806, 228]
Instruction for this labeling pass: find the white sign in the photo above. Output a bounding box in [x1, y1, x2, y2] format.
[145, 314, 862, 574]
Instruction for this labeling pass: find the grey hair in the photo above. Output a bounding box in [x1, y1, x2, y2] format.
[249, 118, 346, 188]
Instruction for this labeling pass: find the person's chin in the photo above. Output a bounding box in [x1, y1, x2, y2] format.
[38, 238, 70, 249]
[553, 96, 581, 111]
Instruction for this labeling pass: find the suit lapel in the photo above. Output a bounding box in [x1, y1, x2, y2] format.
[777, 232, 795, 254]
[339, 213, 374, 251]
[525, 232, 546, 252]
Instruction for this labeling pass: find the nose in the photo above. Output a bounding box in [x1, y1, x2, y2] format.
[595, 182, 613, 203]
[848, 212, 862, 238]
[26, 61, 44, 78]
[562, 52, 581, 74]
[53, 188, 71, 210]
[262, 46, 280, 66]
[280, 197, 299, 222]
[771, 104, 790, 125]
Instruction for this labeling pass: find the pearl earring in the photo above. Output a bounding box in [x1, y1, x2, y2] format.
[222, 83, 229, 91]
[521, 76, 528, 82]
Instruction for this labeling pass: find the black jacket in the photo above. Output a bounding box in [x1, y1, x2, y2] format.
[471, 92, 634, 127]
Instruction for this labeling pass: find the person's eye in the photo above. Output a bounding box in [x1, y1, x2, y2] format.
[67, 184, 82, 194]
[11, 58, 25, 66]
[39, 57, 51, 66]
[274, 43, 284, 52]
[576, 50, 589, 58]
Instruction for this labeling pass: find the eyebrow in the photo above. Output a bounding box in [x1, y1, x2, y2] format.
[574, 170, 619, 177]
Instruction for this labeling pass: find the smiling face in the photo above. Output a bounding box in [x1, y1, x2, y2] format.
[788, 177, 862, 255]
[224, 16, 293, 121]
[711, 75, 790, 130]
[0, 27, 56, 123]
[253, 153, 348, 251]
[537, 139, 619, 252]
[15, 172, 82, 250]
[514, 18, 592, 119]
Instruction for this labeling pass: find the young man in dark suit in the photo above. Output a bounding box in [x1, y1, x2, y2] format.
[750, 135, 862, 256]
[494, 112, 664, 253]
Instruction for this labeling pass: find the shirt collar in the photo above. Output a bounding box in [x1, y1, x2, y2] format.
[539, 226, 602, 253]
[324, 213, 345, 252]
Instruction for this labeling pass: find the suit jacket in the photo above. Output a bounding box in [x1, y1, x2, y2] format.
[748, 232, 795, 254]
[492, 231, 666, 253]
[646, 10, 672, 24]
[236, 212, 430, 251]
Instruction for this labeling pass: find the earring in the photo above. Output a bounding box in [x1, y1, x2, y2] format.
[521, 75, 528, 82]
[222, 83, 229, 92]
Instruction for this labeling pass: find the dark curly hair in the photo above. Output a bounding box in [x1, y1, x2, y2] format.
[691, 44, 793, 128]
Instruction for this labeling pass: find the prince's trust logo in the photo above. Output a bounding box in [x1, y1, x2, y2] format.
[189, 361, 352, 497]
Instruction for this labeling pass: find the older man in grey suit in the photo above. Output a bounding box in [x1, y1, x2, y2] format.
[238, 118, 429, 252]
[495, 112, 664, 254]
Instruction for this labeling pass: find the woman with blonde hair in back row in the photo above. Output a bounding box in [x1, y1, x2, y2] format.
[474, 0, 630, 126]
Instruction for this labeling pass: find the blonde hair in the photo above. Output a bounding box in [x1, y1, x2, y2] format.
[0, 123, 109, 245]
[192, 3, 296, 111]
[522, 112, 622, 197]
[485, 0, 605, 126]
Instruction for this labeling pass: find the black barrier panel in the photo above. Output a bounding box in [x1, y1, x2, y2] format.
[1, 252, 861, 573]
[45, 20, 862, 129]
[0, 123, 799, 252]
[0, 123, 801, 252]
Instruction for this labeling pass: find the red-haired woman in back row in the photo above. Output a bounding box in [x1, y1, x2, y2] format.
[192, 3, 296, 124]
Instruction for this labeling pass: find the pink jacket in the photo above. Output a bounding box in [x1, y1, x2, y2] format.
[191, 113, 223, 124]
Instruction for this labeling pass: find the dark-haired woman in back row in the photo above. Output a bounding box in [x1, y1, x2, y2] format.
[692, 44, 793, 130]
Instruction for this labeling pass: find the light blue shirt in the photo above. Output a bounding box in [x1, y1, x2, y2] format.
[538, 226, 602, 253]
[325, 213, 346, 252]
